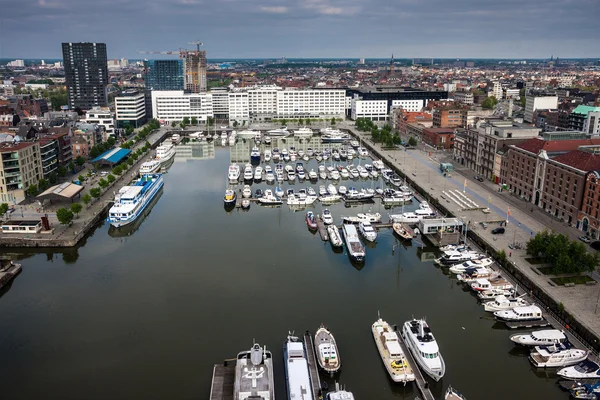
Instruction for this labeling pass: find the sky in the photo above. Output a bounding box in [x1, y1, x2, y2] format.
[1, 0, 599, 59]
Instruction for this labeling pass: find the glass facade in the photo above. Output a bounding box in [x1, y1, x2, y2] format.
[144, 60, 184, 91]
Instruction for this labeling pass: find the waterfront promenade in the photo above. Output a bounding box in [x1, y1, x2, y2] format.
[342, 123, 600, 343]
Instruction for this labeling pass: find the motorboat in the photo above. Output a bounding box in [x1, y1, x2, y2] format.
[155, 141, 176, 165]
[382, 191, 412, 205]
[345, 188, 375, 201]
[298, 170, 306, 180]
[322, 130, 351, 143]
[314, 324, 341, 375]
[319, 165, 328, 180]
[272, 148, 281, 161]
[373, 160, 385, 170]
[358, 221, 377, 242]
[388, 213, 420, 225]
[319, 185, 328, 196]
[483, 295, 530, 312]
[402, 319, 445, 381]
[288, 194, 317, 206]
[332, 150, 341, 161]
[258, 189, 283, 205]
[347, 148, 355, 160]
[558, 359, 600, 380]
[440, 244, 470, 252]
[297, 149, 305, 158]
[456, 267, 498, 283]
[221, 131, 229, 139]
[339, 149, 347, 160]
[254, 132, 262, 144]
[570, 382, 600, 399]
[275, 187, 284, 197]
[342, 224, 365, 262]
[264, 149, 272, 162]
[224, 188, 237, 206]
[340, 168, 350, 179]
[338, 186, 347, 195]
[251, 147, 261, 163]
[470, 277, 514, 292]
[358, 147, 369, 157]
[322, 209, 334, 225]
[264, 135, 272, 145]
[350, 140, 360, 148]
[327, 225, 343, 248]
[307, 187, 317, 197]
[326, 383, 355, 400]
[342, 213, 382, 224]
[284, 335, 315, 400]
[309, 169, 318, 180]
[255, 189, 264, 198]
[229, 134, 237, 146]
[445, 386, 467, 400]
[307, 148, 314, 157]
[139, 159, 161, 175]
[306, 211, 318, 230]
[254, 166, 263, 181]
[357, 166, 369, 179]
[327, 184, 338, 195]
[237, 129, 261, 138]
[268, 126, 290, 136]
[494, 305, 543, 322]
[370, 169, 379, 179]
[287, 169, 296, 182]
[511, 329, 568, 347]
[242, 185, 252, 198]
[107, 174, 164, 228]
[319, 194, 343, 203]
[372, 316, 415, 383]
[448, 258, 494, 274]
[265, 166, 275, 183]
[243, 164, 253, 181]
[392, 223, 413, 240]
[241, 199, 251, 210]
[434, 251, 484, 266]
[233, 342, 275, 399]
[330, 170, 341, 180]
[349, 167, 359, 179]
[228, 164, 241, 182]
[477, 288, 516, 301]
[530, 343, 588, 368]
[389, 174, 402, 187]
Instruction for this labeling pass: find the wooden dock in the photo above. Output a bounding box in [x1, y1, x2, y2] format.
[396, 330, 435, 400]
[316, 217, 329, 241]
[303, 331, 322, 399]
[209, 361, 235, 400]
[505, 319, 550, 329]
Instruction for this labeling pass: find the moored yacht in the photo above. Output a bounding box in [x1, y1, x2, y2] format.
[477, 288, 516, 301]
[315, 324, 341, 375]
[234, 343, 275, 400]
[342, 224, 365, 262]
[228, 163, 241, 182]
[326, 383, 355, 400]
[254, 166, 263, 181]
[107, 174, 164, 228]
[372, 316, 415, 383]
[243, 164, 254, 181]
[294, 127, 313, 137]
[448, 258, 494, 274]
[327, 225, 343, 247]
[242, 185, 252, 199]
[510, 329, 568, 347]
[322, 209, 334, 225]
[558, 359, 600, 380]
[155, 141, 176, 164]
[358, 221, 377, 242]
[284, 335, 315, 400]
[402, 318, 445, 381]
[483, 295, 529, 312]
[470, 277, 513, 292]
[268, 126, 290, 137]
[258, 189, 283, 205]
[529, 343, 588, 368]
[494, 305, 543, 322]
[264, 149, 272, 162]
[251, 147, 261, 163]
[139, 159, 161, 175]
[224, 188, 237, 206]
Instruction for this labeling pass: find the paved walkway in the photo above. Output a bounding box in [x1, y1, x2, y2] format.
[345, 125, 600, 339]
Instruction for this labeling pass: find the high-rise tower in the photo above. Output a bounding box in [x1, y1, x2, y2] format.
[183, 41, 207, 93]
[62, 42, 108, 110]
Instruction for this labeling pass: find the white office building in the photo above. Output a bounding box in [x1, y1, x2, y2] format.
[151, 91, 214, 123]
[391, 99, 425, 112]
[276, 89, 346, 120]
[82, 106, 115, 140]
[248, 85, 279, 121]
[351, 97, 388, 121]
[505, 88, 520, 99]
[490, 81, 503, 99]
[228, 91, 249, 125]
[211, 88, 230, 120]
[114, 90, 146, 128]
[524, 95, 558, 123]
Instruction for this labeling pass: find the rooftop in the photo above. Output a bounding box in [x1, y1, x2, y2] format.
[572, 105, 600, 115]
[0, 141, 37, 152]
[551, 150, 600, 171]
[515, 137, 600, 156]
[91, 147, 131, 164]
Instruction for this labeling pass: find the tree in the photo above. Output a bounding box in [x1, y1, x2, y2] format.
[482, 96, 498, 110]
[38, 178, 50, 191]
[107, 137, 116, 147]
[331, 117, 336, 126]
[298, 118, 304, 126]
[70, 203, 82, 217]
[68, 161, 75, 172]
[127, 158, 134, 166]
[207, 116, 214, 127]
[75, 156, 86, 167]
[56, 207, 74, 225]
[182, 117, 190, 127]
[107, 174, 116, 183]
[306, 118, 311, 125]
[408, 136, 417, 147]
[77, 175, 85, 183]
[82, 193, 91, 207]
[98, 178, 108, 188]
[90, 187, 102, 199]
[171, 121, 177, 128]
[131, 153, 139, 161]
[233, 120, 239, 128]
[57, 165, 68, 177]
[242, 120, 246, 127]
[281, 119, 287, 127]
[191, 116, 198, 126]
[112, 165, 122, 175]
[0, 203, 8, 219]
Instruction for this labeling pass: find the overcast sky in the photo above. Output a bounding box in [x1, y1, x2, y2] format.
[1, 0, 599, 59]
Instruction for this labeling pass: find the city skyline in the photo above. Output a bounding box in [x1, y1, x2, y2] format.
[1, 0, 599, 59]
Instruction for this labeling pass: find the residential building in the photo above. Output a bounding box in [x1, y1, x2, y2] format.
[44, 130, 73, 167]
[584, 111, 600, 135]
[277, 89, 346, 120]
[151, 91, 214, 123]
[505, 88, 520, 99]
[396, 111, 433, 136]
[490, 81, 502, 99]
[578, 170, 600, 238]
[74, 123, 103, 147]
[464, 109, 495, 128]
[71, 135, 90, 158]
[144, 60, 184, 91]
[0, 141, 42, 202]
[453, 90, 474, 105]
[114, 90, 147, 128]
[422, 128, 454, 149]
[406, 122, 426, 142]
[38, 138, 58, 178]
[432, 105, 465, 128]
[570, 105, 600, 132]
[390, 99, 425, 112]
[0, 115, 13, 127]
[524, 95, 558, 123]
[247, 85, 279, 121]
[228, 92, 249, 125]
[62, 42, 108, 109]
[82, 107, 115, 140]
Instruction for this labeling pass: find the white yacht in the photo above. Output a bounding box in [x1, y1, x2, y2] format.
[322, 209, 334, 225]
[258, 189, 283, 205]
[358, 147, 369, 157]
[448, 258, 494, 274]
[494, 305, 543, 322]
[322, 129, 351, 143]
[107, 174, 164, 228]
[171, 133, 181, 143]
[373, 160, 385, 170]
[327, 225, 343, 247]
[456, 267, 498, 283]
[284, 335, 315, 400]
[358, 221, 377, 242]
[155, 141, 176, 164]
[265, 171, 275, 184]
[434, 251, 483, 266]
[402, 319, 446, 381]
[242, 185, 252, 199]
[237, 129, 261, 138]
[327, 184, 338, 195]
[234, 343, 275, 400]
[294, 127, 313, 138]
[243, 164, 254, 181]
[268, 127, 290, 137]
[314, 324, 341, 375]
[139, 159, 161, 175]
[470, 277, 514, 292]
[264, 149, 272, 162]
[510, 330, 568, 347]
[326, 383, 355, 400]
[389, 213, 422, 225]
[309, 169, 318, 180]
[342, 213, 382, 224]
[330, 170, 341, 180]
[338, 186, 347, 195]
[228, 164, 241, 183]
[530, 343, 588, 368]
[483, 295, 529, 312]
[272, 148, 281, 161]
[254, 166, 263, 181]
[372, 316, 415, 383]
[340, 168, 350, 179]
[477, 288, 516, 301]
[558, 360, 600, 380]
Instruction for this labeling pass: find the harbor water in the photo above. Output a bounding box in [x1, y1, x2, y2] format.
[0, 140, 568, 399]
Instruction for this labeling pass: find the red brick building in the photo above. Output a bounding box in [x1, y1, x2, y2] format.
[579, 171, 600, 238]
[422, 128, 455, 150]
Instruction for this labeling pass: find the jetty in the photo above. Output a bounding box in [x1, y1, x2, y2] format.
[303, 331, 322, 399]
[209, 360, 235, 400]
[0, 260, 22, 290]
[396, 330, 435, 400]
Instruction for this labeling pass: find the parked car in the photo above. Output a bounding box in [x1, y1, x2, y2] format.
[579, 236, 591, 243]
[474, 176, 484, 182]
[491, 227, 505, 234]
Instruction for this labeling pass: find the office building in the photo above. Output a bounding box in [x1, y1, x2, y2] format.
[277, 89, 346, 120]
[345, 87, 448, 116]
[114, 90, 147, 128]
[584, 111, 600, 135]
[570, 105, 600, 132]
[0, 141, 42, 203]
[82, 107, 115, 140]
[524, 95, 558, 123]
[62, 42, 108, 110]
[151, 91, 213, 122]
[144, 60, 184, 91]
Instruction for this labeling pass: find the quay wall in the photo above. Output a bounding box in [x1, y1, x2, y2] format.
[348, 129, 600, 354]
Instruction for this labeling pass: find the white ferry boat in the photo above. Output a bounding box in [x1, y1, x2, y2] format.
[284, 335, 315, 400]
[342, 224, 365, 262]
[234, 343, 275, 400]
[155, 141, 176, 165]
[402, 318, 446, 381]
[510, 329, 568, 347]
[372, 316, 415, 383]
[107, 173, 164, 228]
[529, 343, 588, 368]
[139, 159, 161, 175]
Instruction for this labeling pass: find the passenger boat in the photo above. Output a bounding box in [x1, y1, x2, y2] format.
[251, 147, 261, 163]
[448, 258, 494, 274]
[393, 223, 413, 240]
[306, 211, 318, 230]
[477, 288, 516, 301]
[107, 173, 164, 228]
[327, 225, 343, 247]
[233, 342, 275, 399]
[470, 277, 513, 292]
[314, 324, 341, 375]
[445, 386, 467, 400]
[223, 188, 237, 206]
[558, 359, 600, 380]
[358, 221, 377, 242]
[342, 224, 366, 262]
[139, 159, 161, 175]
[268, 126, 290, 137]
[322, 209, 334, 225]
[242, 185, 252, 199]
[155, 141, 176, 164]
[483, 295, 529, 312]
[254, 166, 263, 181]
[326, 383, 355, 400]
[372, 316, 415, 383]
[494, 305, 543, 322]
[258, 189, 283, 205]
[284, 335, 315, 400]
[228, 163, 241, 182]
[510, 329, 568, 347]
[529, 343, 588, 368]
[402, 318, 446, 381]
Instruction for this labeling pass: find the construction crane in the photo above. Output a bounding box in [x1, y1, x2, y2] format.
[137, 41, 203, 57]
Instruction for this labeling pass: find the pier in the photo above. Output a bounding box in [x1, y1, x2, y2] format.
[396, 330, 435, 400]
[209, 360, 235, 400]
[303, 331, 322, 400]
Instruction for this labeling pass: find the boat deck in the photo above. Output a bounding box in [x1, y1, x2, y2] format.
[303, 331, 322, 399]
[396, 331, 434, 400]
[505, 319, 550, 329]
[209, 361, 235, 400]
[317, 217, 329, 241]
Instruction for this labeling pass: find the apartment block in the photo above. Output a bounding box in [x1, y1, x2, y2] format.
[82, 107, 115, 139]
[151, 91, 214, 122]
[62, 42, 108, 110]
[524, 95, 558, 123]
[0, 141, 42, 202]
[422, 128, 454, 150]
[453, 90, 474, 105]
[114, 90, 147, 128]
[433, 107, 465, 128]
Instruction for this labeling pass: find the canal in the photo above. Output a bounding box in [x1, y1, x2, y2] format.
[0, 140, 567, 399]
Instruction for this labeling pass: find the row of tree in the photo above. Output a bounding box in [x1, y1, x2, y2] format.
[89, 137, 117, 159]
[171, 117, 213, 129]
[526, 230, 599, 274]
[355, 118, 377, 132]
